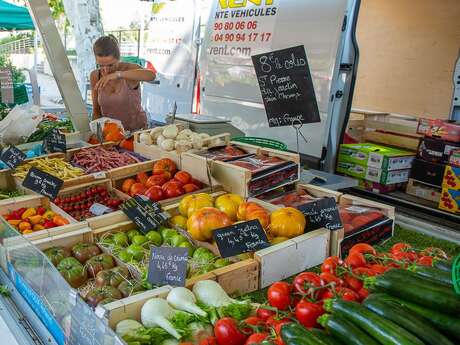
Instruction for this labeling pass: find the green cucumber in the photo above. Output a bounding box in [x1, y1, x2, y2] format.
[411, 265, 453, 286]
[434, 259, 453, 272]
[370, 293, 460, 341]
[310, 328, 345, 345]
[363, 295, 454, 345]
[324, 299, 424, 345]
[280, 323, 329, 345]
[366, 271, 460, 314]
[384, 268, 454, 291]
[318, 314, 378, 345]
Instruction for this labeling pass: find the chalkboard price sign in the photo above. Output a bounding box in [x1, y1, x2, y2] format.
[147, 247, 188, 287]
[43, 128, 66, 153]
[252, 45, 320, 128]
[22, 167, 64, 200]
[213, 219, 270, 258]
[1, 145, 26, 169]
[298, 197, 343, 231]
[68, 294, 105, 345]
[120, 197, 168, 233]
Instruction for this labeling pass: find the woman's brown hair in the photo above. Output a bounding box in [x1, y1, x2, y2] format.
[93, 35, 120, 60]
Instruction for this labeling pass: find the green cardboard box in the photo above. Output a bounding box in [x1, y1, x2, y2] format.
[337, 161, 410, 185]
[339, 143, 415, 171]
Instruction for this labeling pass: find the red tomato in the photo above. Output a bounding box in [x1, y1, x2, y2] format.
[183, 183, 200, 193]
[214, 318, 247, 345]
[390, 242, 412, 255]
[245, 333, 268, 345]
[345, 252, 366, 268]
[353, 267, 376, 277]
[145, 174, 168, 188]
[319, 272, 344, 287]
[256, 307, 275, 321]
[200, 337, 218, 345]
[145, 186, 164, 201]
[349, 243, 377, 256]
[191, 178, 203, 188]
[274, 337, 285, 345]
[392, 251, 417, 263]
[136, 172, 149, 185]
[357, 287, 369, 300]
[417, 256, 434, 266]
[153, 158, 177, 175]
[241, 316, 265, 334]
[321, 256, 341, 274]
[266, 316, 291, 333]
[343, 274, 363, 292]
[174, 171, 192, 185]
[369, 264, 389, 274]
[293, 272, 322, 299]
[267, 282, 291, 310]
[294, 300, 324, 328]
[162, 180, 185, 198]
[320, 289, 335, 300]
[336, 287, 360, 302]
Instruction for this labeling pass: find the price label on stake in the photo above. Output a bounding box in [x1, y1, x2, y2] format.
[1, 145, 26, 169]
[147, 247, 188, 287]
[120, 197, 168, 233]
[89, 203, 112, 216]
[22, 167, 63, 200]
[43, 128, 66, 153]
[297, 197, 343, 231]
[213, 219, 270, 258]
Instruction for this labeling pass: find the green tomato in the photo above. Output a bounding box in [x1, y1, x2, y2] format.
[101, 234, 114, 245]
[170, 234, 188, 247]
[127, 244, 145, 261]
[118, 250, 133, 262]
[126, 229, 141, 242]
[132, 235, 147, 246]
[192, 247, 213, 259]
[160, 228, 177, 243]
[237, 253, 252, 261]
[178, 241, 195, 256]
[145, 231, 162, 246]
[113, 232, 129, 247]
[214, 258, 230, 268]
[197, 264, 215, 276]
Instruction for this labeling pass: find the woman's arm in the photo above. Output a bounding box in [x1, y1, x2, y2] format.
[90, 70, 102, 120]
[94, 63, 156, 91]
[120, 67, 156, 82]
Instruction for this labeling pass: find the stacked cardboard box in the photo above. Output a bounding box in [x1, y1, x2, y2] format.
[412, 118, 460, 211]
[337, 143, 415, 193]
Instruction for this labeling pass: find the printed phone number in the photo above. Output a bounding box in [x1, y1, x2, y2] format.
[213, 32, 272, 43]
[214, 20, 259, 31]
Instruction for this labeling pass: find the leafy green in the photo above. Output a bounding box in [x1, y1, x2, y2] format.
[218, 301, 252, 321]
[0, 285, 10, 297]
[169, 311, 195, 339]
[122, 326, 171, 345]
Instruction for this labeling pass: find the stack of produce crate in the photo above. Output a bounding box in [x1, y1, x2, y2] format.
[337, 143, 415, 193]
[411, 118, 460, 209]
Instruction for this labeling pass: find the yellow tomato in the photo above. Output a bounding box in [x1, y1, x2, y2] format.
[187, 207, 232, 241]
[215, 194, 243, 221]
[270, 237, 289, 245]
[178, 193, 213, 217]
[170, 215, 188, 229]
[269, 207, 306, 239]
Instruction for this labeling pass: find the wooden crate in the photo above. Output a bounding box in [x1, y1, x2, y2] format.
[406, 178, 441, 203]
[0, 195, 87, 242]
[110, 160, 221, 207]
[254, 184, 339, 288]
[65, 143, 155, 181]
[182, 141, 301, 198]
[56, 179, 130, 224]
[97, 286, 172, 329]
[0, 169, 35, 201]
[330, 194, 396, 257]
[134, 127, 231, 168]
[91, 216, 260, 296]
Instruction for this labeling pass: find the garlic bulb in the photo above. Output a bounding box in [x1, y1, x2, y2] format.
[156, 134, 166, 146]
[175, 140, 193, 153]
[139, 132, 153, 145]
[160, 138, 175, 151]
[163, 125, 179, 139]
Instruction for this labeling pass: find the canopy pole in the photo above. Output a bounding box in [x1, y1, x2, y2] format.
[26, 0, 90, 137]
[31, 30, 40, 105]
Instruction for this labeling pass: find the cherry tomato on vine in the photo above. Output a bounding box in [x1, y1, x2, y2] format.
[267, 282, 292, 310]
[214, 318, 247, 345]
[295, 300, 324, 328]
[345, 252, 367, 268]
[349, 243, 377, 256]
[321, 256, 341, 274]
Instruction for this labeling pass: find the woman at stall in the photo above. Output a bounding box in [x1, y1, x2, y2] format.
[90, 35, 156, 132]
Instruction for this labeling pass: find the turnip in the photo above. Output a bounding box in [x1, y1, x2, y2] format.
[140, 298, 181, 339]
[167, 287, 207, 317]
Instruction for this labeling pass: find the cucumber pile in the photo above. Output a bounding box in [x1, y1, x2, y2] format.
[280, 259, 460, 345]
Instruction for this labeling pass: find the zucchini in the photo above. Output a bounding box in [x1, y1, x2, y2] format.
[384, 268, 453, 292]
[318, 314, 379, 345]
[324, 299, 424, 345]
[434, 259, 452, 272]
[366, 270, 460, 314]
[363, 295, 454, 345]
[411, 265, 452, 286]
[370, 293, 460, 341]
[310, 328, 344, 345]
[280, 323, 329, 345]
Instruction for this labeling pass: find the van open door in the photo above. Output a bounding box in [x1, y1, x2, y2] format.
[199, 0, 359, 169]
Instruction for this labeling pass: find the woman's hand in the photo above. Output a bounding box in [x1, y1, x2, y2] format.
[94, 72, 118, 92]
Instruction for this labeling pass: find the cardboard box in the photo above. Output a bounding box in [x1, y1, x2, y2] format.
[417, 118, 460, 143]
[358, 179, 404, 194]
[410, 159, 446, 188]
[438, 188, 460, 214]
[337, 161, 410, 185]
[406, 178, 441, 203]
[449, 149, 460, 168]
[442, 165, 460, 191]
[417, 137, 460, 164]
[339, 143, 415, 171]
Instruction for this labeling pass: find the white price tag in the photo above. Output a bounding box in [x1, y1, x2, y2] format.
[89, 203, 112, 216]
[93, 172, 106, 179]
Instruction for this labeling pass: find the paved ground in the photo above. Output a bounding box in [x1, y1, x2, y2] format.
[25, 71, 64, 107]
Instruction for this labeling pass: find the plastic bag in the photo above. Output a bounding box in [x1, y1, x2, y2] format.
[0, 104, 43, 145]
[89, 117, 125, 135]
